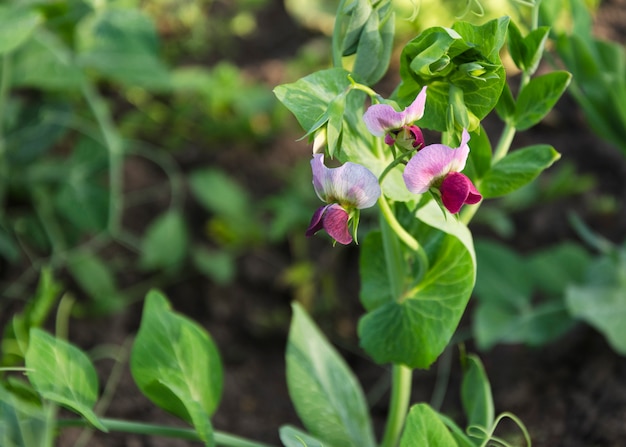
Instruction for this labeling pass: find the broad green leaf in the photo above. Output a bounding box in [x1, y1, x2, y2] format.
[479, 144, 560, 198]
[326, 92, 347, 158]
[399, 404, 457, 447]
[472, 240, 577, 350]
[11, 30, 83, 90]
[279, 425, 326, 447]
[567, 284, 626, 354]
[140, 210, 189, 270]
[461, 355, 494, 436]
[513, 71, 572, 130]
[528, 243, 590, 295]
[25, 329, 105, 431]
[0, 226, 20, 263]
[360, 231, 393, 311]
[359, 225, 475, 368]
[274, 68, 352, 134]
[286, 303, 375, 447]
[438, 414, 476, 447]
[0, 383, 54, 447]
[566, 248, 626, 354]
[76, 8, 170, 89]
[56, 182, 109, 233]
[131, 290, 222, 444]
[0, 6, 42, 55]
[495, 82, 515, 122]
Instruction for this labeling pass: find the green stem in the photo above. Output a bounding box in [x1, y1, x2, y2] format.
[380, 364, 413, 447]
[378, 151, 413, 185]
[81, 80, 124, 235]
[57, 418, 273, 447]
[378, 198, 419, 252]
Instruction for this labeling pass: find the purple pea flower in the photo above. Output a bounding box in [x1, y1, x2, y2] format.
[403, 129, 482, 214]
[306, 154, 381, 245]
[363, 86, 427, 150]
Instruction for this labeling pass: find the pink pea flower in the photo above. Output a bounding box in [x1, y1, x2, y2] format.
[363, 86, 427, 150]
[306, 154, 381, 245]
[403, 129, 482, 214]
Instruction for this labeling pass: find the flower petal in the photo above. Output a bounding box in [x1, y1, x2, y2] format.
[363, 87, 427, 137]
[323, 204, 352, 245]
[306, 205, 328, 237]
[403, 130, 471, 194]
[440, 172, 481, 213]
[310, 154, 381, 209]
[363, 103, 404, 136]
[402, 86, 427, 124]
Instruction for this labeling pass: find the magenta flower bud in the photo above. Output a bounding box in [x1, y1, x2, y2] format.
[403, 129, 482, 214]
[363, 86, 427, 149]
[306, 154, 381, 244]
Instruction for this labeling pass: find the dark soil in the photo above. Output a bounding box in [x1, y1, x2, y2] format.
[10, 0, 626, 446]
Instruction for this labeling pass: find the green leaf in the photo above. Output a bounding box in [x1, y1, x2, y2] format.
[25, 329, 105, 431]
[2, 268, 62, 366]
[461, 354, 494, 436]
[76, 8, 170, 89]
[472, 240, 576, 350]
[479, 144, 560, 198]
[0, 383, 55, 447]
[279, 425, 326, 447]
[350, 4, 395, 86]
[399, 404, 457, 447]
[11, 30, 83, 90]
[189, 168, 250, 219]
[507, 22, 550, 75]
[0, 5, 42, 55]
[513, 71, 572, 130]
[274, 68, 352, 134]
[131, 290, 222, 443]
[67, 251, 124, 314]
[191, 248, 236, 285]
[397, 18, 508, 132]
[358, 209, 475, 368]
[359, 231, 393, 311]
[286, 303, 375, 447]
[140, 210, 189, 271]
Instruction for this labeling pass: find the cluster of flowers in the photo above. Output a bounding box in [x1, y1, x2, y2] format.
[306, 87, 481, 244]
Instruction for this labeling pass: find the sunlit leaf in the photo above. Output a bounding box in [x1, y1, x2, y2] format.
[131, 290, 222, 443]
[286, 303, 375, 447]
[25, 329, 105, 431]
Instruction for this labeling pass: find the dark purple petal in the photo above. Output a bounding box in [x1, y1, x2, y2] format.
[322, 204, 352, 244]
[440, 172, 481, 214]
[306, 205, 328, 237]
[407, 125, 424, 148]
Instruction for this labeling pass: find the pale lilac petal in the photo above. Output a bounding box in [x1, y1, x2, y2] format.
[310, 154, 381, 209]
[403, 130, 471, 194]
[363, 87, 427, 137]
[363, 103, 403, 136]
[448, 129, 471, 172]
[310, 154, 327, 201]
[322, 204, 352, 244]
[403, 144, 458, 193]
[402, 86, 427, 123]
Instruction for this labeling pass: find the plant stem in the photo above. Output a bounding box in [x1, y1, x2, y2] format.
[57, 418, 274, 447]
[380, 364, 413, 447]
[81, 80, 124, 236]
[378, 198, 419, 252]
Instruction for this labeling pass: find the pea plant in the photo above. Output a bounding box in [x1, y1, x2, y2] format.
[1, 0, 572, 446]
